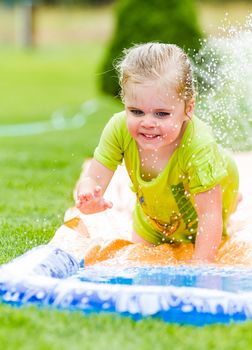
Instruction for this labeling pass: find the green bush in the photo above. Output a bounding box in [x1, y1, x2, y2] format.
[100, 0, 203, 97]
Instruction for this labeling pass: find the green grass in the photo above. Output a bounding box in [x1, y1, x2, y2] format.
[1, 306, 252, 350]
[0, 102, 121, 264]
[0, 44, 107, 124]
[0, 44, 122, 265]
[0, 33, 252, 350]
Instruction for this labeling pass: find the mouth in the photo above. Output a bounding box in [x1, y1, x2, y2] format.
[140, 133, 160, 140]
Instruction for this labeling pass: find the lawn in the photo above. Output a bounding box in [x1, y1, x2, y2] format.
[1, 3, 252, 350]
[0, 43, 122, 265]
[0, 44, 109, 124]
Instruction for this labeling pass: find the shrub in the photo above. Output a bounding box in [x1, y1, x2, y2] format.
[99, 0, 203, 97]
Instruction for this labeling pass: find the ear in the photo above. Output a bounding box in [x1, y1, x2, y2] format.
[185, 98, 195, 118]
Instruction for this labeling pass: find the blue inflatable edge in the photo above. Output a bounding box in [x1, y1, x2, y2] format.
[0, 245, 252, 326]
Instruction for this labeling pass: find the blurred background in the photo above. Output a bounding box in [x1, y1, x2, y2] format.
[0, 0, 251, 124]
[1, 0, 252, 46]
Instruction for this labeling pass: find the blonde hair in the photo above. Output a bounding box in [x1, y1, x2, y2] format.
[115, 42, 196, 103]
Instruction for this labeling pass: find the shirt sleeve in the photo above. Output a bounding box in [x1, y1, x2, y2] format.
[93, 113, 125, 171]
[186, 143, 228, 194]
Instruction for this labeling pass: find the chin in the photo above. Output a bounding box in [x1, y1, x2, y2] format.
[138, 142, 161, 151]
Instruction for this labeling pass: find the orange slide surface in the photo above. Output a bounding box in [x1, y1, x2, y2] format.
[64, 216, 252, 268]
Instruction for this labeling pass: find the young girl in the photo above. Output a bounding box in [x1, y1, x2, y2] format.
[76, 43, 239, 263]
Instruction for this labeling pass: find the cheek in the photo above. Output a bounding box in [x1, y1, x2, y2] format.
[170, 122, 180, 132]
[162, 121, 178, 133]
[162, 121, 182, 139]
[127, 119, 138, 137]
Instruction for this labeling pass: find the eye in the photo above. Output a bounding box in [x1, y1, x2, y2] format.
[154, 112, 171, 118]
[129, 109, 144, 116]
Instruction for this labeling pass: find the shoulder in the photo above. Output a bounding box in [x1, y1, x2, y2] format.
[114, 111, 132, 149]
[94, 111, 130, 170]
[111, 110, 127, 123]
[178, 116, 222, 170]
[107, 110, 127, 131]
[178, 117, 229, 193]
[104, 110, 132, 150]
[184, 116, 216, 147]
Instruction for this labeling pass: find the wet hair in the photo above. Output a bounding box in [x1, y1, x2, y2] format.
[115, 42, 196, 103]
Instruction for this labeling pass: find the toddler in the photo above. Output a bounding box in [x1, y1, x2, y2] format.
[76, 43, 239, 262]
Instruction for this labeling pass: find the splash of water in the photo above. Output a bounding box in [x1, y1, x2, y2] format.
[194, 14, 252, 151]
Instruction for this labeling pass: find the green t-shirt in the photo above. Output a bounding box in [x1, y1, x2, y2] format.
[94, 111, 239, 244]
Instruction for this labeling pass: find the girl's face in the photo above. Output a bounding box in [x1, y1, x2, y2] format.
[124, 80, 194, 152]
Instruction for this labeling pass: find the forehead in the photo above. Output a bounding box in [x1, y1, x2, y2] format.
[124, 80, 180, 109]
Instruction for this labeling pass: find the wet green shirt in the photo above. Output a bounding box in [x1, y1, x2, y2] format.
[94, 111, 239, 244]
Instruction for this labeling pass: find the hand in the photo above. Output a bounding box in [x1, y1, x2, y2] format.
[76, 185, 113, 214]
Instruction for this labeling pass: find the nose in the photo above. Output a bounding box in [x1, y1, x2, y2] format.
[141, 114, 157, 128]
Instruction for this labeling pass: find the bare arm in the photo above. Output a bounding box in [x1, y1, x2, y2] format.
[193, 185, 223, 262]
[76, 159, 115, 214]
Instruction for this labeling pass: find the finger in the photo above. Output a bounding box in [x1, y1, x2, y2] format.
[80, 192, 93, 201]
[105, 201, 113, 209]
[94, 186, 102, 198]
